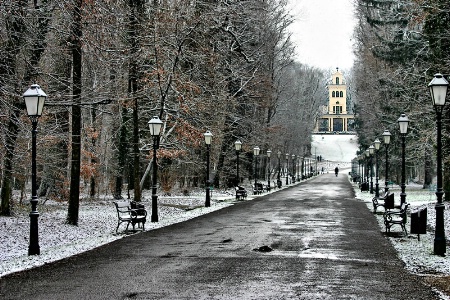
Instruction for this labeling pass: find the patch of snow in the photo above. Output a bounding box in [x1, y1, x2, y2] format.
[312, 134, 358, 163]
[354, 181, 450, 277]
[0, 191, 237, 277]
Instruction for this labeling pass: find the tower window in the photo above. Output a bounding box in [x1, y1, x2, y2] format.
[336, 77, 340, 85]
[333, 106, 342, 114]
[340, 91, 343, 97]
[332, 91, 335, 97]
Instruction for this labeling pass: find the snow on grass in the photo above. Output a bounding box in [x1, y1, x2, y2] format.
[354, 180, 450, 276]
[0, 190, 238, 277]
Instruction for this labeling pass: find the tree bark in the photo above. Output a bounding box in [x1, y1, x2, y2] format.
[67, 0, 83, 225]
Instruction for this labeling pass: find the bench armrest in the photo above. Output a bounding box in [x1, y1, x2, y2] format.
[384, 203, 409, 217]
[130, 209, 147, 218]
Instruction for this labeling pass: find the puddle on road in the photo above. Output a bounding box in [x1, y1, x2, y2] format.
[265, 249, 377, 264]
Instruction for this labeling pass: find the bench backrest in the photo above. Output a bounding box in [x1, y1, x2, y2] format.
[114, 201, 131, 219]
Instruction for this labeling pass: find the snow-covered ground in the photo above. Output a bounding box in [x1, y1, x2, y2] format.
[0, 190, 237, 277]
[312, 133, 359, 163]
[354, 182, 450, 275]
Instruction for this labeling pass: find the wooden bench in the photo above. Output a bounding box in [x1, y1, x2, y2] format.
[360, 182, 369, 192]
[383, 203, 409, 236]
[372, 192, 394, 213]
[253, 182, 264, 195]
[235, 186, 248, 200]
[114, 201, 147, 233]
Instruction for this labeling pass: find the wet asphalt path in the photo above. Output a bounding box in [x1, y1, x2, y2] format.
[0, 173, 439, 299]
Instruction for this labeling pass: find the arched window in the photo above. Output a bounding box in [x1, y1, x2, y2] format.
[336, 77, 340, 85]
[332, 91, 335, 97]
[340, 91, 343, 97]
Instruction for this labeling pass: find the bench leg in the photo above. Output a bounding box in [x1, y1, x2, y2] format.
[125, 222, 131, 234]
[401, 224, 407, 236]
[117, 220, 131, 234]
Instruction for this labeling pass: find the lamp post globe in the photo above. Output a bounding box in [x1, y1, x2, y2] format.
[148, 116, 163, 222]
[429, 73, 449, 256]
[235, 140, 242, 151]
[23, 84, 47, 256]
[23, 84, 47, 118]
[148, 116, 163, 136]
[429, 73, 449, 106]
[204, 131, 213, 207]
[382, 130, 391, 194]
[397, 113, 409, 205]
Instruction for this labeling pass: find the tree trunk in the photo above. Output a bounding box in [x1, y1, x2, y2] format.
[0, 112, 18, 216]
[443, 106, 450, 201]
[114, 107, 129, 199]
[67, 0, 83, 225]
[0, 1, 30, 216]
[89, 105, 97, 198]
[127, 0, 144, 202]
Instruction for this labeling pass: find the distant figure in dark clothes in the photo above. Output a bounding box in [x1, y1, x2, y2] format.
[335, 167, 339, 176]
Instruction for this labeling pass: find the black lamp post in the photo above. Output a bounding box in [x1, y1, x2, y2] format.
[301, 156, 305, 179]
[267, 150, 272, 191]
[398, 113, 409, 205]
[369, 145, 375, 194]
[23, 84, 47, 256]
[285, 153, 289, 185]
[374, 138, 381, 197]
[253, 146, 260, 189]
[428, 73, 448, 256]
[359, 154, 363, 183]
[382, 130, 391, 194]
[277, 150, 282, 188]
[306, 157, 310, 177]
[235, 140, 242, 186]
[291, 154, 296, 183]
[364, 149, 370, 184]
[204, 131, 213, 207]
[148, 116, 163, 222]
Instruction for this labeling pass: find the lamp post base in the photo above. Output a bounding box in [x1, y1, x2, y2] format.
[28, 210, 40, 256]
[205, 186, 211, 207]
[151, 194, 158, 222]
[434, 202, 446, 256]
[434, 239, 446, 256]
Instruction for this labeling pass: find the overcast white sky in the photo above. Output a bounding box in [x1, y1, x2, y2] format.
[287, 0, 357, 71]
